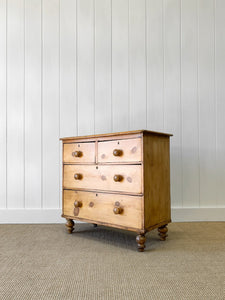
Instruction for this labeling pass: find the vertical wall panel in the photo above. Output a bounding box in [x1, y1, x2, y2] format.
[59, 0, 76, 209]
[42, 0, 60, 208]
[60, 0, 77, 138]
[146, 0, 164, 132]
[77, 0, 94, 135]
[129, 0, 146, 130]
[112, 0, 129, 132]
[216, 0, 225, 206]
[7, 0, 24, 208]
[0, 0, 7, 208]
[198, 0, 216, 207]
[95, 0, 111, 134]
[24, 0, 42, 208]
[164, 0, 182, 207]
[181, 0, 199, 207]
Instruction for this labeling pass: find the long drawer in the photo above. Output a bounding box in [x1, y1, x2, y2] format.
[63, 164, 142, 194]
[63, 190, 143, 230]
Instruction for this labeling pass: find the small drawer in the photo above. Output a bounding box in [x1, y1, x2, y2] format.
[63, 164, 142, 194]
[63, 190, 143, 230]
[63, 142, 95, 163]
[98, 138, 142, 163]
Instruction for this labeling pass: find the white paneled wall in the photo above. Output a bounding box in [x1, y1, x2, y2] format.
[0, 0, 225, 223]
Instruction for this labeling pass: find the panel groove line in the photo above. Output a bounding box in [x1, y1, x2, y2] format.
[23, 0, 26, 209]
[197, 0, 200, 207]
[58, 0, 61, 210]
[179, 0, 183, 207]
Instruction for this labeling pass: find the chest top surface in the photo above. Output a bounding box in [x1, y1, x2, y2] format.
[60, 129, 172, 142]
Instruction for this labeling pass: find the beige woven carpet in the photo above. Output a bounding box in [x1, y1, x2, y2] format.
[0, 222, 225, 300]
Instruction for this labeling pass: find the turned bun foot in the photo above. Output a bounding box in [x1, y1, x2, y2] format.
[66, 218, 74, 234]
[158, 224, 168, 241]
[136, 234, 146, 252]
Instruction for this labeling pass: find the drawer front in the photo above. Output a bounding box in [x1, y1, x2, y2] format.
[63, 190, 142, 229]
[64, 164, 142, 194]
[98, 138, 142, 163]
[63, 142, 95, 163]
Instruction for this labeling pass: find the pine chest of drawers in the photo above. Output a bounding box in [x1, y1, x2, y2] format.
[60, 130, 172, 252]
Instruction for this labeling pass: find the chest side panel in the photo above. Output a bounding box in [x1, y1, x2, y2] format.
[143, 134, 171, 229]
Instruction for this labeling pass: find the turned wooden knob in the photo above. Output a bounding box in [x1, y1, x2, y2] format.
[74, 200, 82, 208]
[72, 150, 82, 157]
[113, 149, 123, 156]
[113, 174, 123, 182]
[74, 173, 83, 180]
[113, 206, 123, 214]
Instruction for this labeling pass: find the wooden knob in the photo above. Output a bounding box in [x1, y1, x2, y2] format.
[72, 150, 82, 157]
[113, 206, 123, 214]
[113, 149, 123, 156]
[74, 173, 83, 180]
[113, 174, 123, 182]
[74, 200, 82, 208]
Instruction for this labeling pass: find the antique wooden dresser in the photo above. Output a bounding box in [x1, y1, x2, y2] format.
[60, 130, 172, 252]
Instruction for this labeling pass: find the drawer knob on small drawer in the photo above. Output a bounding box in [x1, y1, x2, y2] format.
[113, 174, 123, 182]
[72, 150, 82, 157]
[74, 200, 82, 208]
[74, 173, 83, 180]
[113, 149, 123, 156]
[113, 206, 123, 214]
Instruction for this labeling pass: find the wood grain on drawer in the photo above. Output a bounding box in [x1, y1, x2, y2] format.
[98, 138, 142, 163]
[64, 164, 142, 194]
[63, 190, 143, 230]
[63, 142, 95, 163]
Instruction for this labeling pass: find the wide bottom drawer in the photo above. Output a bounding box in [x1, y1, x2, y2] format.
[63, 190, 143, 230]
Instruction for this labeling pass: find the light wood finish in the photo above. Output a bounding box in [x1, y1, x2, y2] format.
[98, 138, 142, 163]
[63, 190, 142, 230]
[143, 134, 171, 229]
[60, 129, 172, 141]
[61, 129, 172, 251]
[63, 142, 95, 163]
[63, 164, 142, 194]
